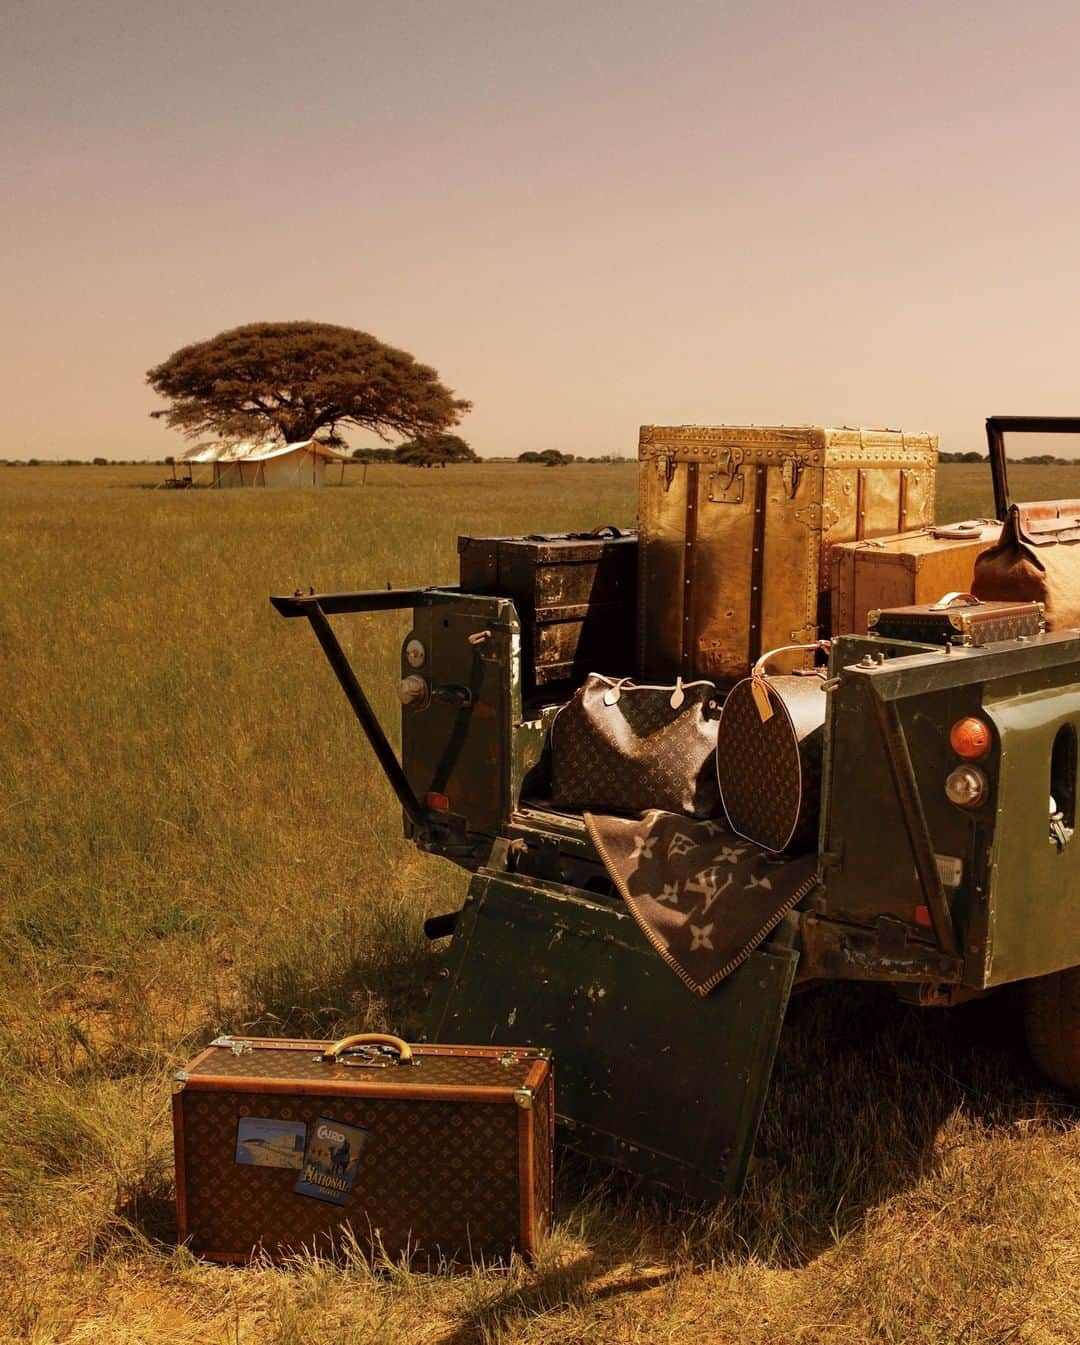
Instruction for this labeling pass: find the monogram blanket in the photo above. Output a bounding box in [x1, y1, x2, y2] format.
[584, 809, 818, 996]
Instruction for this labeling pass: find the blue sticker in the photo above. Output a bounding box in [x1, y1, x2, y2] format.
[235, 1117, 307, 1169]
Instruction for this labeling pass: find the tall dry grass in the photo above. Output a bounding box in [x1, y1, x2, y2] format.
[1, 461, 1077, 1344]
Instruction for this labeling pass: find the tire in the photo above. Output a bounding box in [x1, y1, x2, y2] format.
[1023, 965, 1080, 1092]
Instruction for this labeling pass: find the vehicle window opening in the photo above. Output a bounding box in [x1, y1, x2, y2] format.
[1049, 724, 1076, 847]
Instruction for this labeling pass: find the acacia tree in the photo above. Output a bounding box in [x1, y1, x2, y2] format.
[395, 434, 478, 467]
[146, 322, 470, 446]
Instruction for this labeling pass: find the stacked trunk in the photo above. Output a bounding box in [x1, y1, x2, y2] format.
[637, 425, 937, 683]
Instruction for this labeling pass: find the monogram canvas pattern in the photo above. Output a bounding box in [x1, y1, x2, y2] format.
[178, 1083, 550, 1265]
[871, 607, 1045, 646]
[185, 1043, 536, 1091]
[532, 1082, 553, 1229]
[551, 674, 721, 817]
[584, 809, 817, 995]
[715, 675, 826, 854]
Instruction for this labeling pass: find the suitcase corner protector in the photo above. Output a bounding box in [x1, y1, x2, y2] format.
[514, 1086, 535, 1110]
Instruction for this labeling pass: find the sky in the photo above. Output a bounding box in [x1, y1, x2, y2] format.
[4, 0, 1080, 461]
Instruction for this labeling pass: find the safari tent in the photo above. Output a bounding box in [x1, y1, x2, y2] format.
[183, 439, 351, 487]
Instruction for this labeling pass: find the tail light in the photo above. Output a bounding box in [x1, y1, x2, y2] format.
[949, 716, 992, 760]
[945, 764, 988, 808]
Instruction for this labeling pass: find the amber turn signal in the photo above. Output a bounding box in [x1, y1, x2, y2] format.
[949, 716, 992, 760]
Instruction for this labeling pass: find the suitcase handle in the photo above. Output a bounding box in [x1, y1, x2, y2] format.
[929, 592, 982, 610]
[321, 1033, 414, 1064]
[751, 641, 831, 678]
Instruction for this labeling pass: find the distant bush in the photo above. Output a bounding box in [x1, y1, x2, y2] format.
[351, 447, 397, 464]
[517, 450, 572, 466]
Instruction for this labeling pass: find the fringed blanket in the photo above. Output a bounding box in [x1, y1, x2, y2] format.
[584, 809, 818, 996]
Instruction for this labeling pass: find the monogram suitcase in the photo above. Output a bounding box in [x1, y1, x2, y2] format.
[173, 1033, 553, 1265]
[830, 520, 1002, 635]
[458, 527, 637, 691]
[867, 592, 1045, 646]
[638, 424, 937, 684]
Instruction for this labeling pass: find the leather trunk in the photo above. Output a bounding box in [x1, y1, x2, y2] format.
[830, 521, 1002, 635]
[173, 1036, 552, 1266]
[458, 529, 637, 692]
[638, 425, 937, 683]
[972, 500, 1080, 631]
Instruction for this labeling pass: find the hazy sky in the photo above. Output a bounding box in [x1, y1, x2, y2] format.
[5, 0, 1080, 460]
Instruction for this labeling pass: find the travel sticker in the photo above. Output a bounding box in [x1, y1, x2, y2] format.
[234, 1117, 307, 1169]
[294, 1117, 368, 1205]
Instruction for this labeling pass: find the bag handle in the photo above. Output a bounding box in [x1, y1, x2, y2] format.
[601, 675, 702, 709]
[320, 1032, 413, 1064]
[751, 641, 831, 678]
[929, 592, 981, 611]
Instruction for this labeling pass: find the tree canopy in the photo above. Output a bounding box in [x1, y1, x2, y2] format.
[517, 449, 572, 466]
[395, 434, 478, 467]
[146, 322, 470, 446]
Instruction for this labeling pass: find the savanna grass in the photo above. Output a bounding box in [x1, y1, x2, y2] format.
[1, 461, 1077, 1343]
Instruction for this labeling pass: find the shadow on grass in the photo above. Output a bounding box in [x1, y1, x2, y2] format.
[557, 981, 1080, 1272]
[438, 1254, 676, 1345]
[117, 960, 1076, 1326]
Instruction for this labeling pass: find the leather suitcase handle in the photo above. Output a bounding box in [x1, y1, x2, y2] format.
[929, 591, 981, 610]
[751, 640, 831, 678]
[321, 1032, 414, 1063]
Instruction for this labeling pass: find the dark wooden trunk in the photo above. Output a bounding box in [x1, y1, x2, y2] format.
[458, 529, 638, 692]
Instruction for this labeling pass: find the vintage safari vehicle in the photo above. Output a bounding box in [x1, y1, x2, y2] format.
[272, 417, 1080, 1199]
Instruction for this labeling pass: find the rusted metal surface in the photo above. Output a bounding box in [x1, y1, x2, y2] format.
[868, 691, 959, 958]
[425, 869, 798, 1199]
[797, 913, 963, 984]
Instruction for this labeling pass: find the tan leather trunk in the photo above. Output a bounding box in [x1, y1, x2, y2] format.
[829, 520, 1001, 635]
[638, 425, 937, 682]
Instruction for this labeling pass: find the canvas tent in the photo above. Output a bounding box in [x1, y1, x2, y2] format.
[183, 439, 351, 487]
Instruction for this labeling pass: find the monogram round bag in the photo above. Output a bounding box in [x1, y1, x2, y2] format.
[714, 642, 831, 854]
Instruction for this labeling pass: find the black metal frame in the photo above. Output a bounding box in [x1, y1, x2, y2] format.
[270, 587, 462, 833]
[986, 415, 1080, 520]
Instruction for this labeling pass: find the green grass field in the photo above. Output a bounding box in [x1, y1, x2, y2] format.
[2, 462, 1078, 1344]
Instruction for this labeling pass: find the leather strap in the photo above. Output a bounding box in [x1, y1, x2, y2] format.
[747, 466, 768, 667]
[752, 641, 831, 678]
